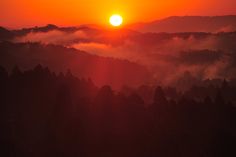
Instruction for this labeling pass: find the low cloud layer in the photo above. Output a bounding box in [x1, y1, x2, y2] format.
[13, 29, 236, 87]
[14, 30, 88, 45]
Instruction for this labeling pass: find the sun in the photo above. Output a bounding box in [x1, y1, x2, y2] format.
[109, 14, 123, 27]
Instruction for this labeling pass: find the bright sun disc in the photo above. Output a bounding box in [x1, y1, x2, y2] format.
[109, 14, 123, 27]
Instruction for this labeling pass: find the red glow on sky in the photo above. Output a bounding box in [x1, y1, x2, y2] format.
[0, 0, 236, 28]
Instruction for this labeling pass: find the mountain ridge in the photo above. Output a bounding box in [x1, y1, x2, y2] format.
[0, 41, 150, 89]
[128, 15, 236, 33]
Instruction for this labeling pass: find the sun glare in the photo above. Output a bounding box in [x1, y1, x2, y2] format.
[109, 14, 123, 27]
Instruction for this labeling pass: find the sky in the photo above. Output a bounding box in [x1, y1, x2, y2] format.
[0, 0, 236, 28]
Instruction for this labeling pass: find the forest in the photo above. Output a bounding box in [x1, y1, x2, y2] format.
[0, 65, 235, 157]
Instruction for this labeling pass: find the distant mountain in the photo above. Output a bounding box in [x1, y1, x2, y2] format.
[0, 24, 140, 43]
[0, 27, 14, 40]
[0, 24, 77, 41]
[0, 41, 150, 88]
[11, 24, 92, 36]
[129, 15, 236, 33]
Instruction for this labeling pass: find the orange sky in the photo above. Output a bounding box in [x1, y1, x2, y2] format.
[1, 0, 236, 28]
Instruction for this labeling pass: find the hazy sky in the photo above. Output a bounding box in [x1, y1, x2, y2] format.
[1, 0, 236, 28]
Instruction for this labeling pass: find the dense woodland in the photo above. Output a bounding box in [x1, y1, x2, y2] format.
[0, 65, 236, 157]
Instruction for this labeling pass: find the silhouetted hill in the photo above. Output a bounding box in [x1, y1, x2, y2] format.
[0, 41, 150, 88]
[0, 24, 139, 42]
[0, 24, 99, 40]
[12, 24, 81, 36]
[129, 15, 236, 33]
[0, 27, 14, 40]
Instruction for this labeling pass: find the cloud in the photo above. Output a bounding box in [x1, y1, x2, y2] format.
[217, 25, 235, 33]
[72, 42, 115, 57]
[67, 32, 235, 83]
[14, 30, 88, 45]
[12, 30, 236, 87]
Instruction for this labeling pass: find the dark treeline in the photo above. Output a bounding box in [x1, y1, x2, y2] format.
[0, 65, 236, 157]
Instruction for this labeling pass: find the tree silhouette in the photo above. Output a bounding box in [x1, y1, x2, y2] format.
[0, 65, 235, 157]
